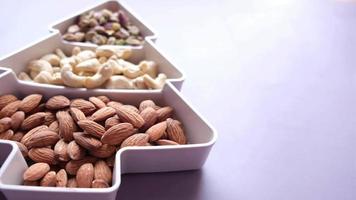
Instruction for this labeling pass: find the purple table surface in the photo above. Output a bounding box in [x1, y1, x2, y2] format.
[1, 0, 356, 199]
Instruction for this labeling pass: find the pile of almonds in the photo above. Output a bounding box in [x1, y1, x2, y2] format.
[62, 9, 143, 46]
[0, 94, 186, 188]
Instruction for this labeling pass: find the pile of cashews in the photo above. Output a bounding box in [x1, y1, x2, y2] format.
[18, 45, 167, 89]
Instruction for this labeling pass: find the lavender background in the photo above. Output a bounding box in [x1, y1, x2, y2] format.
[1, 0, 356, 199]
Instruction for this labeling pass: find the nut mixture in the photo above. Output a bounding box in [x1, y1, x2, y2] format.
[62, 9, 143, 46]
[0, 94, 187, 188]
[18, 46, 167, 89]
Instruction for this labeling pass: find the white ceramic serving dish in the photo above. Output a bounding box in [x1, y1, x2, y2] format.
[0, 68, 217, 200]
[49, 0, 157, 48]
[0, 31, 184, 91]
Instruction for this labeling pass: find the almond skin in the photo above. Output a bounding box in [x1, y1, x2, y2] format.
[65, 156, 97, 175]
[69, 107, 86, 122]
[56, 169, 68, 187]
[67, 141, 86, 160]
[44, 112, 56, 126]
[94, 160, 112, 184]
[0, 117, 12, 132]
[70, 99, 96, 115]
[139, 100, 156, 112]
[67, 178, 78, 188]
[89, 144, 116, 158]
[156, 106, 173, 122]
[11, 131, 24, 142]
[45, 95, 70, 110]
[107, 101, 123, 112]
[92, 179, 109, 188]
[90, 107, 116, 122]
[49, 121, 59, 133]
[104, 116, 120, 130]
[76, 163, 94, 188]
[0, 129, 14, 140]
[10, 111, 25, 131]
[146, 121, 167, 142]
[121, 105, 139, 114]
[40, 171, 57, 187]
[56, 111, 75, 142]
[73, 132, 102, 150]
[89, 97, 106, 109]
[26, 130, 60, 148]
[21, 125, 48, 146]
[77, 120, 105, 138]
[54, 139, 70, 162]
[0, 100, 21, 118]
[156, 139, 179, 146]
[116, 106, 145, 128]
[140, 107, 158, 131]
[15, 141, 28, 157]
[120, 133, 149, 148]
[166, 118, 187, 144]
[101, 123, 137, 145]
[28, 147, 58, 165]
[96, 96, 110, 104]
[18, 94, 42, 113]
[21, 112, 47, 130]
[0, 94, 17, 110]
[23, 163, 50, 181]
[106, 155, 115, 168]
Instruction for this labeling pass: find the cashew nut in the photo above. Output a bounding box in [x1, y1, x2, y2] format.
[33, 71, 52, 84]
[53, 67, 61, 73]
[96, 45, 132, 59]
[75, 58, 101, 73]
[51, 72, 64, 85]
[18, 72, 32, 81]
[139, 60, 157, 78]
[143, 73, 167, 89]
[116, 59, 143, 79]
[60, 57, 77, 68]
[55, 48, 67, 59]
[105, 75, 134, 89]
[132, 76, 147, 89]
[40, 54, 60, 66]
[61, 64, 87, 88]
[98, 56, 107, 64]
[107, 59, 123, 74]
[72, 46, 81, 56]
[76, 50, 96, 63]
[84, 62, 113, 88]
[28, 60, 53, 79]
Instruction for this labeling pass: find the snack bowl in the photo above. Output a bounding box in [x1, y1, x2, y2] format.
[0, 69, 217, 200]
[0, 32, 184, 90]
[49, 0, 157, 48]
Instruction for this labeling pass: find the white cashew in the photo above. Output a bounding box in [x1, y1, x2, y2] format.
[139, 60, 158, 78]
[55, 48, 67, 59]
[51, 72, 64, 85]
[28, 60, 53, 79]
[105, 75, 134, 89]
[77, 71, 95, 76]
[61, 64, 86, 88]
[117, 59, 143, 79]
[143, 73, 167, 89]
[84, 62, 113, 88]
[107, 59, 124, 75]
[60, 57, 77, 68]
[53, 67, 61, 73]
[76, 50, 96, 63]
[33, 71, 52, 84]
[98, 56, 108, 64]
[75, 58, 100, 73]
[18, 72, 32, 81]
[132, 76, 147, 89]
[96, 45, 132, 59]
[72, 46, 81, 56]
[40, 54, 60, 66]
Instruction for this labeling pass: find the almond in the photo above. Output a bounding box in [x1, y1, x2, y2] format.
[44, 112, 56, 126]
[89, 97, 106, 109]
[106, 155, 115, 167]
[94, 160, 112, 183]
[90, 107, 116, 122]
[101, 123, 137, 145]
[67, 140, 86, 160]
[70, 99, 96, 115]
[0, 117, 12, 132]
[139, 100, 156, 112]
[10, 111, 25, 131]
[56, 169, 67, 187]
[92, 179, 109, 188]
[77, 120, 105, 138]
[49, 121, 59, 132]
[76, 163, 94, 188]
[0, 94, 17, 109]
[146, 121, 167, 142]
[23, 163, 50, 181]
[11, 131, 24, 142]
[73, 132, 102, 150]
[67, 178, 78, 188]
[40, 171, 56, 187]
[0, 100, 21, 118]
[54, 139, 70, 162]
[26, 130, 60, 148]
[56, 111, 75, 142]
[156, 106, 173, 122]
[116, 106, 145, 128]
[90, 144, 116, 158]
[140, 107, 158, 131]
[121, 105, 139, 113]
[120, 133, 149, 148]
[15, 141, 28, 157]
[166, 118, 186, 144]
[96, 96, 110, 104]
[69, 107, 86, 122]
[21, 112, 46, 130]
[18, 94, 42, 113]
[45, 95, 70, 110]
[156, 139, 179, 146]
[104, 116, 120, 130]
[107, 101, 123, 112]
[28, 103, 46, 115]
[65, 156, 97, 175]
[28, 147, 57, 165]
[0, 129, 13, 140]
[21, 125, 48, 146]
